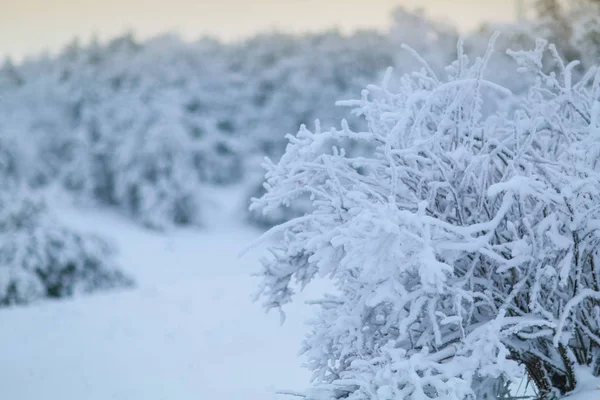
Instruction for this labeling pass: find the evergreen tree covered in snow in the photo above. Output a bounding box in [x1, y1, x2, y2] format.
[252, 36, 600, 399]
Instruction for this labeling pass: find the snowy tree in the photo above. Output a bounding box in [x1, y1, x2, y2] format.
[252, 35, 600, 399]
[0, 187, 133, 306]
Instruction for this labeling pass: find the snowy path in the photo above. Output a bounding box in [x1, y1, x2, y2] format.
[0, 205, 315, 400]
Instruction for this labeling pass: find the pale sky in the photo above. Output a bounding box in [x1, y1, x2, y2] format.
[0, 0, 517, 60]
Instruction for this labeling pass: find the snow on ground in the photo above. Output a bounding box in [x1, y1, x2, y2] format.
[560, 367, 600, 400]
[0, 191, 321, 400]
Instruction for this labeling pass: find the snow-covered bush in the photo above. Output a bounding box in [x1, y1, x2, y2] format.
[252, 35, 600, 399]
[0, 189, 133, 306]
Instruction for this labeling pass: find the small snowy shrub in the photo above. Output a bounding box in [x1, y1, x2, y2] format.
[0, 190, 133, 306]
[252, 35, 600, 399]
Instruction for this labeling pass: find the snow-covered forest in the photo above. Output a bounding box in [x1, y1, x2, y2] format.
[3, 1, 600, 399]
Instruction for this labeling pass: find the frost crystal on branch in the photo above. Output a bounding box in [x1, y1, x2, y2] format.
[252, 35, 600, 399]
